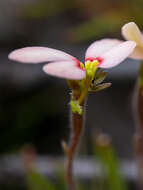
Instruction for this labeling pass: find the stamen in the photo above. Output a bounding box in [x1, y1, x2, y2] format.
[85, 57, 104, 65]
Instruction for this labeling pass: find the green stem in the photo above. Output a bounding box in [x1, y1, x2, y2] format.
[78, 78, 91, 105]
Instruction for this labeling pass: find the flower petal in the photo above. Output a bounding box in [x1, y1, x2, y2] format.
[122, 22, 143, 47]
[85, 38, 123, 59]
[8, 47, 75, 64]
[43, 61, 85, 80]
[99, 41, 136, 68]
[130, 46, 143, 60]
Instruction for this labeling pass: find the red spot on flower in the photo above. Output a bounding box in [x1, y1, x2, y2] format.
[73, 58, 85, 70]
[85, 57, 104, 66]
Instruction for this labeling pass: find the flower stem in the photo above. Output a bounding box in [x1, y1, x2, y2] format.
[135, 88, 143, 189]
[135, 62, 143, 190]
[78, 78, 91, 105]
[65, 111, 84, 190]
[64, 76, 91, 190]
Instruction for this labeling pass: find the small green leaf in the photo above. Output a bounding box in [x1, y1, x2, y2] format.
[94, 71, 108, 85]
[89, 83, 111, 93]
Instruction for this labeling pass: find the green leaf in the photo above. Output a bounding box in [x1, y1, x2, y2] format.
[94, 71, 108, 85]
[89, 83, 111, 93]
[93, 135, 128, 190]
[56, 167, 66, 190]
[27, 170, 56, 190]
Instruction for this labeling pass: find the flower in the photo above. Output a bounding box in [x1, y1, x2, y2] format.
[121, 22, 143, 60]
[8, 39, 136, 80]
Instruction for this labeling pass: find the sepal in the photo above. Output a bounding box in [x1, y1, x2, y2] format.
[89, 82, 111, 93]
[94, 71, 108, 85]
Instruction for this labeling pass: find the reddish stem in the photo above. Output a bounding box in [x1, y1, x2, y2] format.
[135, 86, 143, 190]
[134, 62, 143, 190]
[66, 111, 84, 190]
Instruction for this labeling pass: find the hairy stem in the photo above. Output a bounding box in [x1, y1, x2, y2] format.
[66, 112, 84, 190]
[65, 77, 90, 190]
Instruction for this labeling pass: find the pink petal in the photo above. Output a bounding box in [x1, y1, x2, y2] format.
[130, 46, 143, 60]
[85, 38, 123, 59]
[99, 41, 136, 68]
[122, 22, 143, 47]
[8, 47, 75, 64]
[43, 61, 85, 80]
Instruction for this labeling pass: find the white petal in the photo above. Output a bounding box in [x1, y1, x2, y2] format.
[99, 41, 136, 68]
[43, 61, 85, 80]
[8, 47, 75, 64]
[122, 22, 143, 47]
[85, 38, 123, 59]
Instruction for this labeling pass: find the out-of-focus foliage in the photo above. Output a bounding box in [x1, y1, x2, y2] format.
[0, 87, 67, 154]
[22, 0, 77, 18]
[94, 134, 128, 190]
[24, 134, 127, 190]
[138, 62, 143, 88]
[1, 0, 143, 44]
[17, 0, 143, 42]
[70, 0, 143, 42]
[70, 13, 125, 42]
[27, 170, 56, 190]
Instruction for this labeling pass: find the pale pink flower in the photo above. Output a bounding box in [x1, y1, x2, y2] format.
[8, 40, 136, 80]
[121, 22, 143, 60]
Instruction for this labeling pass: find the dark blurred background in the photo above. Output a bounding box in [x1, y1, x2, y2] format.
[0, 0, 142, 160]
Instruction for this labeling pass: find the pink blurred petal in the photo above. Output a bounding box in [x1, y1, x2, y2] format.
[43, 61, 85, 80]
[130, 46, 143, 60]
[8, 47, 75, 64]
[122, 22, 143, 47]
[99, 41, 136, 68]
[85, 38, 123, 59]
